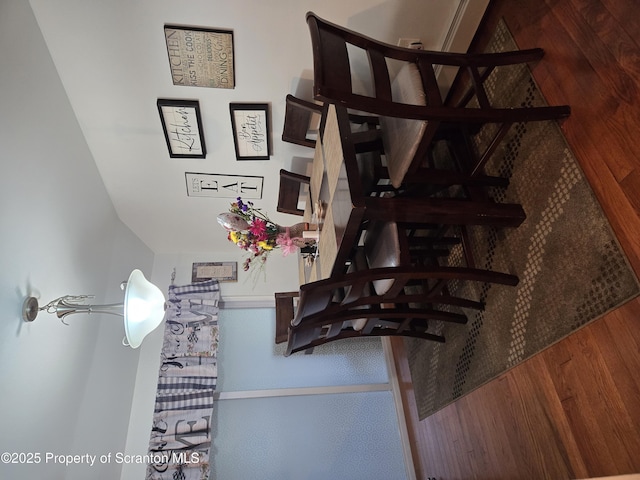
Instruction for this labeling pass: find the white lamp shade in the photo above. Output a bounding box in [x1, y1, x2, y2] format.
[124, 269, 166, 348]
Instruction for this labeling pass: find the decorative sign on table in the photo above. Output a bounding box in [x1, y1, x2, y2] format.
[157, 99, 207, 158]
[192, 262, 237, 283]
[229, 103, 271, 160]
[185, 172, 264, 199]
[164, 25, 235, 89]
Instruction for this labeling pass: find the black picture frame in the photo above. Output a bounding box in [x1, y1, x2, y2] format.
[164, 25, 235, 89]
[157, 99, 207, 159]
[184, 172, 264, 199]
[229, 103, 271, 160]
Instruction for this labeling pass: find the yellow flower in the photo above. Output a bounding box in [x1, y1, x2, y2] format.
[258, 241, 274, 250]
[229, 231, 239, 243]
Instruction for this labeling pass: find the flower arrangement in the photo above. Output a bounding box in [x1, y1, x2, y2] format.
[217, 197, 307, 281]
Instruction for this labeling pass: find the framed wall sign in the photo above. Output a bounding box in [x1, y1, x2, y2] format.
[192, 262, 237, 283]
[157, 99, 206, 158]
[164, 25, 235, 89]
[185, 172, 264, 199]
[229, 103, 271, 160]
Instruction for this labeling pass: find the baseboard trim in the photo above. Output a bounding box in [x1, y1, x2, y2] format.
[214, 383, 390, 400]
[219, 296, 275, 308]
[437, 0, 490, 96]
[382, 338, 417, 480]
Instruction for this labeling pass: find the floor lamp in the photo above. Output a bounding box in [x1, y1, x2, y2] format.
[22, 269, 166, 348]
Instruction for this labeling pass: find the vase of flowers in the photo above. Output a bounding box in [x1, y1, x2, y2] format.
[217, 197, 315, 281]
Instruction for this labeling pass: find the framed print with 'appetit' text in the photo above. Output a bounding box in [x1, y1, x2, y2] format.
[229, 103, 271, 160]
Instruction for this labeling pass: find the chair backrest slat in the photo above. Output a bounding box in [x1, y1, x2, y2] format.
[309, 16, 352, 99]
[367, 50, 392, 101]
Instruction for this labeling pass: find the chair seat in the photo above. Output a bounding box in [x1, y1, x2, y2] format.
[380, 63, 429, 188]
[363, 221, 402, 295]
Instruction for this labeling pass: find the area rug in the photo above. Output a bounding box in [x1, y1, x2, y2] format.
[405, 19, 640, 420]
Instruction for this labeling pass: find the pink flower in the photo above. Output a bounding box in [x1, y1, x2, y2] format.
[276, 229, 299, 256]
[249, 218, 268, 240]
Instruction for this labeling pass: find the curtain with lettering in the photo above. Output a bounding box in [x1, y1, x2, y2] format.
[146, 279, 220, 480]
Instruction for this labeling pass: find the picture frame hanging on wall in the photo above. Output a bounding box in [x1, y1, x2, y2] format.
[157, 99, 207, 158]
[164, 25, 235, 89]
[192, 262, 238, 283]
[185, 172, 264, 199]
[229, 103, 271, 160]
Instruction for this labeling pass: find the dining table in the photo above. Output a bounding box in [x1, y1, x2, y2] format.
[299, 103, 526, 285]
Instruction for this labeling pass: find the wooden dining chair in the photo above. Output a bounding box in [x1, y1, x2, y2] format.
[285, 258, 519, 356]
[277, 169, 310, 216]
[274, 291, 298, 344]
[277, 161, 393, 219]
[282, 95, 323, 148]
[306, 12, 571, 188]
[282, 94, 381, 150]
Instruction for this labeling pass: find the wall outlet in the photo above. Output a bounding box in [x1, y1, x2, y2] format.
[398, 37, 423, 49]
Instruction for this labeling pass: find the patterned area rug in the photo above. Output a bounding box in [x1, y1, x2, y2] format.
[405, 19, 640, 420]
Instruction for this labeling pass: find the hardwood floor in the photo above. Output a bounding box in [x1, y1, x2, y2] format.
[390, 1, 640, 478]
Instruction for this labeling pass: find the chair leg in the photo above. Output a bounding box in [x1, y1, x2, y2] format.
[470, 122, 513, 176]
[469, 47, 545, 67]
[440, 105, 571, 124]
[502, 105, 571, 123]
[366, 325, 446, 343]
[404, 169, 509, 189]
[364, 195, 526, 228]
[361, 318, 445, 343]
[455, 47, 545, 108]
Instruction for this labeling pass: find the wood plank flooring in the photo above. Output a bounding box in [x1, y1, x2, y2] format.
[390, 1, 640, 478]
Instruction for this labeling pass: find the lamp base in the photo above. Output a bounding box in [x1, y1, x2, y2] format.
[23, 297, 39, 322]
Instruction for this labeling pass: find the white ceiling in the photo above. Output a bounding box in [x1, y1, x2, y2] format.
[27, 0, 471, 254]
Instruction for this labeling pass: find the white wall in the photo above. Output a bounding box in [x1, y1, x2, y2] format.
[0, 1, 154, 478]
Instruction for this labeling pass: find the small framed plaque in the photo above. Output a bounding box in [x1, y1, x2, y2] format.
[192, 262, 238, 282]
[229, 103, 271, 160]
[157, 99, 206, 158]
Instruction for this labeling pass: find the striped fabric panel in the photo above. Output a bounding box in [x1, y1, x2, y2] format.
[157, 375, 217, 393]
[154, 389, 216, 412]
[169, 279, 221, 298]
